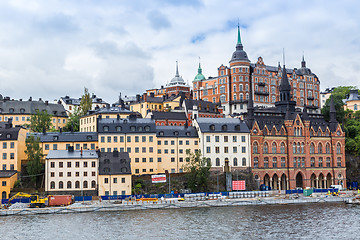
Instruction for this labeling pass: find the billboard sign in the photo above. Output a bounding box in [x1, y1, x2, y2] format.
[232, 180, 246, 190]
[152, 174, 166, 183]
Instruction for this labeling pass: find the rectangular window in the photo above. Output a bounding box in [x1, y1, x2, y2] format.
[2, 153, 6, 160]
[2, 164, 6, 170]
[76, 144, 80, 150]
[127, 136, 131, 142]
[76, 172, 80, 177]
[92, 171, 95, 176]
[149, 157, 153, 162]
[142, 169, 146, 172]
[10, 142, 14, 148]
[105, 178, 109, 184]
[101, 136, 105, 143]
[10, 153, 14, 159]
[241, 136, 246, 142]
[242, 147, 246, 153]
[2, 181, 6, 186]
[215, 136, 219, 142]
[107, 136, 111, 143]
[179, 140, 183, 145]
[224, 136, 228, 142]
[101, 148, 105, 152]
[75, 162, 80, 168]
[179, 157, 183, 162]
[113, 178, 117, 183]
[107, 148, 111, 152]
[92, 161, 96, 167]
[171, 149, 175, 154]
[206, 147, 211, 153]
[149, 147, 153, 153]
[195, 141, 198, 145]
[91, 144, 95, 150]
[158, 149, 161, 154]
[206, 136, 211, 142]
[224, 147, 228, 153]
[149, 136, 153, 142]
[142, 136, 146, 142]
[142, 147, 146, 153]
[53, 144, 58, 150]
[135, 147, 139, 153]
[215, 147, 220, 153]
[135, 158, 139, 163]
[67, 172, 71, 177]
[179, 149, 183, 154]
[157, 158, 162, 162]
[45, 144, 49, 150]
[171, 157, 175, 162]
[67, 162, 71, 168]
[186, 140, 189, 145]
[233, 136, 237, 142]
[84, 162, 88, 167]
[171, 140, 175, 145]
[59, 162, 63, 168]
[127, 147, 131, 153]
[120, 136, 124, 142]
[122, 177, 125, 183]
[114, 136, 118, 142]
[158, 140, 161, 145]
[233, 147, 237, 153]
[164, 141, 168, 145]
[51, 162, 55, 168]
[164, 149, 168, 154]
[142, 158, 146, 163]
[135, 136, 139, 142]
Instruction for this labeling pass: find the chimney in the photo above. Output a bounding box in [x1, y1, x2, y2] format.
[113, 150, 119, 157]
[143, 93, 147, 102]
[136, 94, 141, 102]
[45, 100, 48, 105]
[39, 98, 42, 101]
[19, 99, 22, 101]
[59, 127, 62, 133]
[80, 147, 83, 157]
[117, 114, 120, 120]
[29, 97, 32, 101]
[150, 92, 155, 98]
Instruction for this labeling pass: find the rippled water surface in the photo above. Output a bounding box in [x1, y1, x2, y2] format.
[1, 203, 359, 239]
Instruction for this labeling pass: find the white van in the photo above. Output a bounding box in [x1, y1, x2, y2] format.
[330, 185, 343, 190]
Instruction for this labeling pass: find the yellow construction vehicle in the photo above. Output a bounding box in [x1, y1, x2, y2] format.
[6, 192, 48, 208]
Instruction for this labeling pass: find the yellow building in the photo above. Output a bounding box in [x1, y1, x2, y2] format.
[29, 132, 98, 162]
[0, 121, 28, 172]
[0, 97, 68, 130]
[0, 171, 17, 199]
[80, 106, 137, 132]
[98, 151, 132, 196]
[344, 89, 360, 112]
[97, 118, 199, 175]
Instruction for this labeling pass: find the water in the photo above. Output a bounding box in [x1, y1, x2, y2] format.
[0, 202, 358, 239]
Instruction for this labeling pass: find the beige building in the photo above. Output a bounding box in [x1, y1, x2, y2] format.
[0, 97, 68, 130]
[0, 171, 17, 199]
[97, 118, 199, 175]
[45, 148, 98, 195]
[344, 89, 360, 112]
[98, 151, 132, 196]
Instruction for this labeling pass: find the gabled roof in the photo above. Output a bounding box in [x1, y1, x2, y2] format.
[0, 99, 67, 116]
[98, 118, 157, 133]
[184, 99, 220, 113]
[0, 126, 22, 141]
[150, 111, 188, 121]
[0, 170, 17, 178]
[196, 118, 249, 133]
[156, 126, 198, 138]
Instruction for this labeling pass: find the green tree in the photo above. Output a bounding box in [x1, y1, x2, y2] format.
[184, 150, 211, 192]
[63, 106, 80, 132]
[80, 87, 92, 116]
[29, 109, 52, 132]
[25, 136, 44, 185]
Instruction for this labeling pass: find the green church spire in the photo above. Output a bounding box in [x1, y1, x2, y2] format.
[237, 23, 242, 45]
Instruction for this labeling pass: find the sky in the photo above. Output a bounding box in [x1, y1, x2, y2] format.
[0, 0, 359, 104]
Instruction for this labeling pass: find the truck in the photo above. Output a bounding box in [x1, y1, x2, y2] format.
[48, 195, 74, 207]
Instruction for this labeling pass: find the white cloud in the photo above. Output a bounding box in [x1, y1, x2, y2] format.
[0, 0, 359, 104]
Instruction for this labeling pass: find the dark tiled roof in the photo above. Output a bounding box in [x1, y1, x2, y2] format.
[28, 132, 98, 142]
[196, 118, 250, 133]
[0, 170, 17, 178]
[98, 152, 131, 175]
[150, 111, 188, 120]
[156, 126, 198, 138]
[85, 106, 134, 116]
[46, 150, 98, 159]
[0, 100, 67, 116]
[0, 126, 21, 141]
[98, 118, 157, 133]
[184, 99, 220, 113]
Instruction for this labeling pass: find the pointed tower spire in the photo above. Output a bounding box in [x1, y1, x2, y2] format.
[198, 57, 202, 74]
[237, 22, 242, 45]
[301, 52, 306, 68]
[175, 61, 179, 77]
[247, 66, 255, 124]
[285, 103, 292, 120]
[330, 95, 337, 122]
[302, 105, 309, 120]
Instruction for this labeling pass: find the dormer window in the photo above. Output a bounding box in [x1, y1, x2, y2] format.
[138, 126, 143, 131]
[159, 131, 164, 136]
[144, 126, 150, 132]
[174, 131, 179, 136]
[103, 126, 109, 132]
[6, 134, 11, 139]
[20, 108, 25, 113]
[222, 125, 227, 131]
[235, 125, 240, 131]
[116, 126, 122, 132]
[53, 136, 59, 141]
[87, 136, 92, 140]
[186, 132, 191, 136]
[9, 108, 14, 113]
[130, 126, 136, 132]
[209, 124, 215, 131]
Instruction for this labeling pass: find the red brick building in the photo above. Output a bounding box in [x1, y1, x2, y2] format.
[247, 65, 346, 190]
[193, 26, 321, 116]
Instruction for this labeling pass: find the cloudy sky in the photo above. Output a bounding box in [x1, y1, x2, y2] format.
[0, 0, 359, 104]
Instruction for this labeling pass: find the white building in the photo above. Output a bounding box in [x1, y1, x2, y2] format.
[320, 87, 334, 109]
[56, 94, 108, 116]
[193, 118, 251, 172]
[45, 148, 98, 195]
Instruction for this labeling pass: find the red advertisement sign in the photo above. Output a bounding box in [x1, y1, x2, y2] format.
[152, 174, 166, 183]
[232, 180, 246, 190]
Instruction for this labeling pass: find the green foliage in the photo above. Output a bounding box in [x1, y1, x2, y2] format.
[80, 87, 92, 116]
[29, 109, 52, 132]
[184, 150, 211, 192]
[344, 110, 360, 155]
[25, 136, 44, 184]
[63, 106, 80, 132]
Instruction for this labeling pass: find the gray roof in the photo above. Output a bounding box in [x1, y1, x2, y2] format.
[150, 111, 188, 120]
[0, 125, 22, 141]
[46, 150, 98, 159]
[250, 63, 318, 78]
[196, 118, 250, 133]
[0, 99, 67, 116]
[61, 94, 108, 106]
[28, 132, 98, 142]
[85, 106, 134, 116]
[98, 118, 157, 133]
[98, 152, 131, 175]
[0, 170, 17, 178]
[156, 126, 198, 138]
[184, 99, 221, 114]
[344, 89, 360, 103]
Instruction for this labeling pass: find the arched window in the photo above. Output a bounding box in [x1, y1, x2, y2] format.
[310, 143, 315, 154]
[310, 157, 315, 167]
[326, 143, 330, 154]
[220, 95, 226, 102]
[293, 143, 296, 154]
[299, 128, 302, 136]
[67, 181, 72, 189]
[272, 157, 277, 168]
[272, 143, 277, 154]
[280, 143, 285, 154]
[254, 157, 259, 168]
[240, 93, 243, 101]
[220, 86, 226, 94]
[326, 157, 331, 167]
[281, 157, 286, 168]
[242, 158, 246, 166]
[318, 143, 323, 154]
[263, 142, 268, 154]
[253, 142, 258, 154]
[91, 180, 96, 188]
[233, 158, 238, 166]
[239, 84, 243, 91]
[337, 157, 342, 167]
[83, 181, 88, 188]
[337, 143, 341, 154]
[59, 181, 63, 189]
[216, 158, 220, 166]
[297, 143, 300, 153]
[301, 143, 304, 154]
[355, 104, 358, 111]
[264, 157, 269, 168]
[50, 181, 55, 189]
[75, 181, 80, 189]
[233, 85, 237, 92]
[233, 94, 237, 101]
[318, 157, 323, 167]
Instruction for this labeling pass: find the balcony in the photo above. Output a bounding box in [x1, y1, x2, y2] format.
[307, 96, 314, 100]
[254, 90, 269, 96]
[258, 82, 266, 86]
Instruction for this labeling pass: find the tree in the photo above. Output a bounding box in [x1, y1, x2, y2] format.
[63, 106, 80, 132]
[80, 87, 92, 116]
[184, 150, 211, 192]
[25, 136, 44, 185]
[29, 109, 52, 132]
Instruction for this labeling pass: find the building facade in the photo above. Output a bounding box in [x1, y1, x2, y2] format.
[247, 65, 346, 190]
[193, 27, 320, 116]
[58, 93, 108, 116]
[193, 118, 251, 172]
[344, 89, 360, 112]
